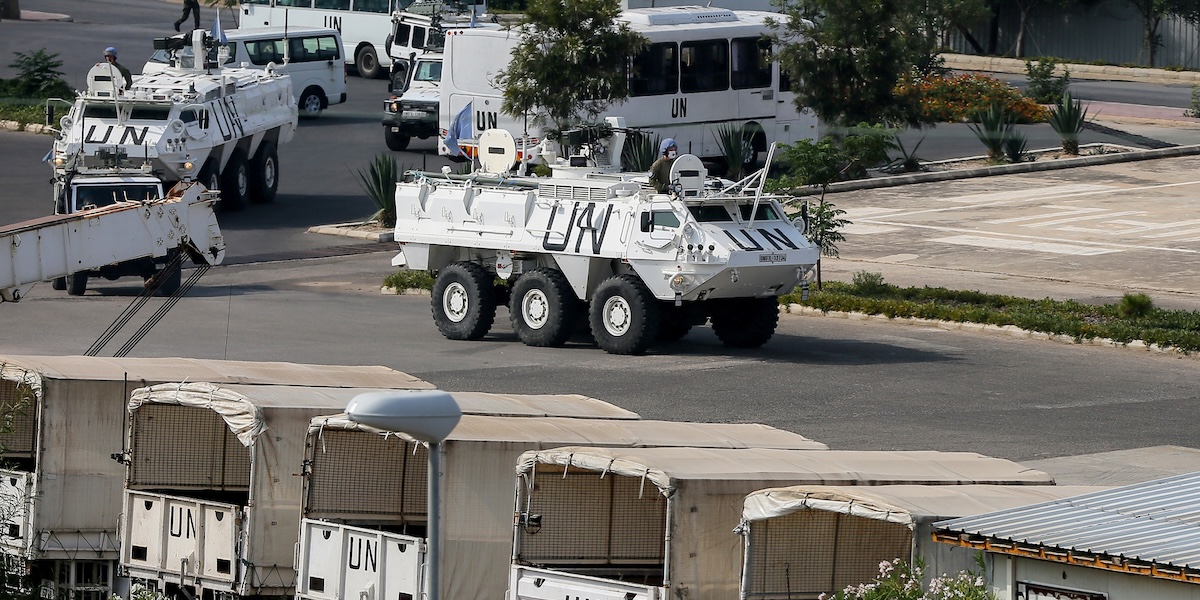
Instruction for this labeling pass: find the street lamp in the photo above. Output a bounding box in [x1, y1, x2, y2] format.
[346, 390, 462, 600]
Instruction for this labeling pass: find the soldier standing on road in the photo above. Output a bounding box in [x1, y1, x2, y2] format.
[102, 47, 132, 90]
[175, 0, 201, 32]
[649, 138, 678, 194]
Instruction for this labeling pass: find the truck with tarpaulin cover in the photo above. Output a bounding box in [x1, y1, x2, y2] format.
[509, 446, 1057, 600]
[0, 355, 429, 600]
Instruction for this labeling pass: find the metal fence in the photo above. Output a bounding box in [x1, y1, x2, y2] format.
[948, 0, 1200, 70]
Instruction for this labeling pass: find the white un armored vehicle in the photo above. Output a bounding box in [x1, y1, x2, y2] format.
[391, 121, 819, 354]
[49, 29, 297, 215]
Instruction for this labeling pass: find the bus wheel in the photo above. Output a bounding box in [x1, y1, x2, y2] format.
[66, 273, 88, 296]
[356, 46, 381, 79]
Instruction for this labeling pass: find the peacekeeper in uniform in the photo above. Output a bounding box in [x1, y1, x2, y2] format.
[649, 138, 678, 194]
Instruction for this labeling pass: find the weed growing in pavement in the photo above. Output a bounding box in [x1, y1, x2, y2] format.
[778, 273, 1200, 353]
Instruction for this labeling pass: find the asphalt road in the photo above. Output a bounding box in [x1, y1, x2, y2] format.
[4, 0, 1200, 469]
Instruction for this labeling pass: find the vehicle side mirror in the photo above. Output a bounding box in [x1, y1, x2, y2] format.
[639, 211, 652, 233]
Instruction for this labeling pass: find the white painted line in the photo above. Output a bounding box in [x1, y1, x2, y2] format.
[1022, 210, 1144, 228]
[844, 224, 903, 235]
[859, 221, 1200, 254]
[986, 207, 1105, 224]
[933, 235, 1123, 255]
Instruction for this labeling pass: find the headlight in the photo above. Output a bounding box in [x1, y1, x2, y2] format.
[669, 272, 694, 292]
[388, 101, 400, 112]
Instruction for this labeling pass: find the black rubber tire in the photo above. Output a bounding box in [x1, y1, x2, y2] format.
[384, 129, 411, 151]
[431, 262, 497, 340]
[220, 148, 249, 212]
[51, 277, 67, 291]
[710, 297, 780, 349]
[299, 87, 325, 118]
[657, 302, 695, 343]
[742, 131, 764, 170]
[200, 158, 221, 193]
[147, 256, 182, 296]
[250, 141, 279, 204]
[509, 268, 578, 347]
[589, 274, 659, 355]
[66, 272, 88, 296]
[356, 45, 381, 79]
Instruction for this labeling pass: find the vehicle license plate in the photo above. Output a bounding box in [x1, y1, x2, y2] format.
[759, 253, 786, 263]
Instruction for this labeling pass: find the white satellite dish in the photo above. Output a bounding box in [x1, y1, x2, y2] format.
[477, 128, 517, 175]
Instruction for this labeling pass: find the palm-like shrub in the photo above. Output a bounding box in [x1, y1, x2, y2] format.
[968, 102, 1014, 161]
[713, 121, 754, 180]
[354, 153, 398, 227]
[621, 130, 661, 172]
[1047, 91, 1089, 155]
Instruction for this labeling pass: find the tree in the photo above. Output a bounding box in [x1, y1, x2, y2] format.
[772, 0, 985, 128]
[494, 0, 646, 135]
[1125, 0, 1197, 66]
[773, 138, 851, 288]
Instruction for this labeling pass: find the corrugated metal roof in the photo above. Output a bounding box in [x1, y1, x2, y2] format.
[934, 471, 1200, 569]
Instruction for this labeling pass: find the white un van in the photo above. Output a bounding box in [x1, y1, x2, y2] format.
[144, 26, 347, 117]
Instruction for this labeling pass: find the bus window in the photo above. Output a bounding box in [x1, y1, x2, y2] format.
[277, 0, 312, 5]
[630, 42, 678, 97]
[680, 39, 728, 93]
[352, 0, 389, 12]
[314, 0, 350, 9]
[731, 36, 771, 89]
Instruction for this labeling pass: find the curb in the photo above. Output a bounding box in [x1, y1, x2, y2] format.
[942, 53, 1200, 85]
[306, 223, 393, 242]
[783, 304, 1197, 360]
[801, 143, 1200, 196]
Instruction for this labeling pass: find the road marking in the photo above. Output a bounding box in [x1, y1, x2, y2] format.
[843, 223, 903, 235]
[1021, 210, 1145, 228]
[932, 234, 1122, 255]
[987, 207, 1107, 224]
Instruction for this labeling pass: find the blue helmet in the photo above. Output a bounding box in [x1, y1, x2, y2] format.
[659, 138, 677, 154]
[104, 47, 118, 57]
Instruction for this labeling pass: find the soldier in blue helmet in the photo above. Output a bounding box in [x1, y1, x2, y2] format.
[102, 47, 132, 90]
[649, 137, 678, 194]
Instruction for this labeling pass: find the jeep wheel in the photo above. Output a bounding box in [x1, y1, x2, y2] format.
[510, 268, 578, 347]
[384, 129, 411, 151]
[710, 297, 779, 348]
[431, 262, 497, 340]
[589, 274, 658, 355]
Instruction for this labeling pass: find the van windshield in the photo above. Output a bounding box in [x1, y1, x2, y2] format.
[74, 184, 161, 210]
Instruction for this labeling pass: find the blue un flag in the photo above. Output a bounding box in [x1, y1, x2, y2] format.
[443, 101, 472, 157]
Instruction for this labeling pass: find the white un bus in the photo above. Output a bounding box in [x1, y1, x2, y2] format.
[439, 6, 820, 167]
[239, 0, 484, 78]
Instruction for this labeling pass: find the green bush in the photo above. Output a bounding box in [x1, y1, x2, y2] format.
[1, 49, 73, 99]
[354, 153, 398, 227]
[968, 102, 1014, 161]
[1047, 91, 1089, 154]
[383, 270, 435, 291]
[1025, 57, 1070, 104]
[1185, 84, 1200, 119]
[778, 280, 1200, 352]
[894, 73, 1047, 124]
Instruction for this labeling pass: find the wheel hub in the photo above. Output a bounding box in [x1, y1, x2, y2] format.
[602, 296, 632, 336]
[443, 282, 469, 322]
[521, 289, 550, 330]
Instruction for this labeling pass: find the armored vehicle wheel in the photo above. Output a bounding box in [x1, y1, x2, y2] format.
[589, 275, 659, 355]
[200, 159, 221, 194]
[657, 303, 698, 343]
[219, 149, 249, 212]
[431, 262, 497, 340]
[66, 273, 88, 296]
[384, 129, 411, 151]
[710, 297, 779, 348]
[299, 87, 325, 118]
[250, 142, 279, 204]
[356, 46, 382, 79]
[510, 268, 578, 347]
[51, 277, 67, 291]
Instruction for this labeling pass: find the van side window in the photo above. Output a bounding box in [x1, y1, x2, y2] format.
[247, 40, 286, 66]
[680, 39, 729, 93]
[629, 42, 678, 97]
[731, 36, 771, 89]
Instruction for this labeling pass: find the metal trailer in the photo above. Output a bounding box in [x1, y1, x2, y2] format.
[509, 447, 1057, 600]
[0, 356, 429, 600]
[0, 183, 223, 302]
[737, 484, 1108, 600]
[118, 385, 640, 599]
[295, 413, 826, 600]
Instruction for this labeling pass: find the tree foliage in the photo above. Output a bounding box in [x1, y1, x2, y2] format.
[772, 0, 986, 127]
[495, 0, 646, 131]
[1124, 0, 1199, 66]
[1, 49, 72, 98]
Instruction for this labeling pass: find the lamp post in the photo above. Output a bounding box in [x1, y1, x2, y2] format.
[346, 390, 461, 600]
